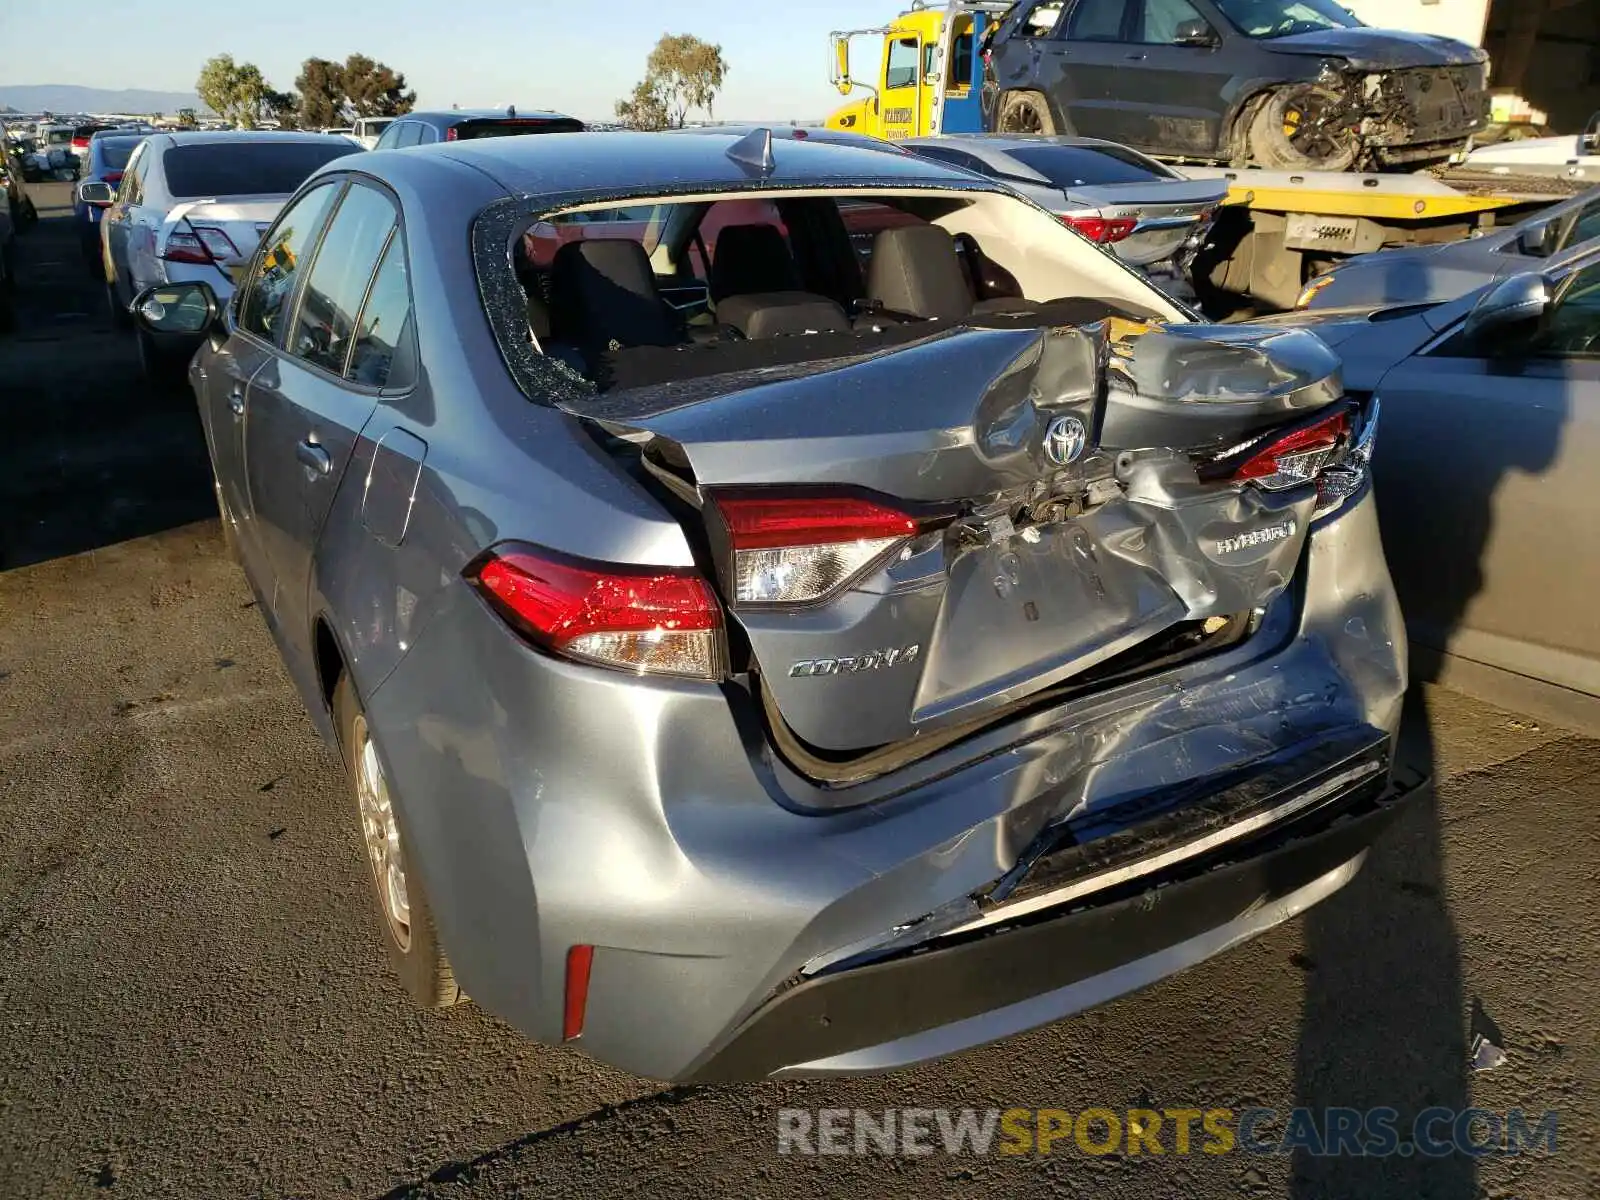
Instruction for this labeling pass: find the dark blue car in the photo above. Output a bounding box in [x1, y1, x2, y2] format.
[75, 132, 146, 275]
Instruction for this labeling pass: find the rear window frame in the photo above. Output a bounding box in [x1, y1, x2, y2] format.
[160, 139, 361, 199]
[470, 176, 1006, 408]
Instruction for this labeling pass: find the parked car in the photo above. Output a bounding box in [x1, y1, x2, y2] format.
[371, 107, 583, 148]
[132, 128, 1416, 1083]
[1298, 185, 1600, 311]
[1, 144, 38, 230]
[91, 130, 361, 380]
[1256, 246, 1600, 726]
[352, 116, 394, 149]
[900, 133, 1225, 296]
[1461, 110, 1600, 179]
[24, 123, 76, 181]
[983, 0, 1489, 170]
[74, 131, 146, 275]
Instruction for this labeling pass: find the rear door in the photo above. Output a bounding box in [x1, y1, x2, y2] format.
[1374, 258, 1600, 697]
[243, 179, 403, 643]
[1114, 0, 1243, 156]
[212, 180, 344, 581]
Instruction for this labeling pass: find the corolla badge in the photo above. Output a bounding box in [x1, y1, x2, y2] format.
[1043, 415, 1088, 466]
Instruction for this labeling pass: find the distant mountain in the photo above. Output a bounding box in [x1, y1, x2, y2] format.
[0, 85, 212, 117]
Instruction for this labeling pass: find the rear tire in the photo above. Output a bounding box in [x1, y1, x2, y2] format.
[333, 674, 464, 1010]
[996, 90, 1058, 136]
[1247, 86, 1358, 171]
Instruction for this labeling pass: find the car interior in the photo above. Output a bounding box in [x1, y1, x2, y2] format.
[511, 189, 1180, 391]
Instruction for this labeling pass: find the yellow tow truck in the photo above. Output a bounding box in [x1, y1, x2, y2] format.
[825, 1, 1580, 310]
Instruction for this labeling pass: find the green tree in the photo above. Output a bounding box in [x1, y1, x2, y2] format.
[262, 89, 300, 129]
[340, 54, 416, 117]
[616, 34, 728, 130]
[196, 54, 269, 128]
[615, 78, 670, 131]
[295, 57, 346, 128]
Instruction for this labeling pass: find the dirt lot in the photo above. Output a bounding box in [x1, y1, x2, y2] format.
[0, 183, 1595, 1199]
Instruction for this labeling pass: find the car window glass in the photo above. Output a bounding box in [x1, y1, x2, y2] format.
[347, 235, 416, 389]
[398, 122, 426, 148]
[121, 145, 146, 204]
[886, 37, 919, 89]
[1212, 0, 1360, 38]
[374, 123, 402, 150]
[162, 141, 355, 199]
[950, 30, 975, 89]
[523, 203, 672, 271]
[290, 183, 399, 376]
[1067, 0, 1126, 41]
[1024, 3, 1066, 36]
[238, 182, 341, 345]
[1007, 142, 1173, 185]
[1558, 201, 1600, 253]
[1138, 0, 1206, 43]
[1527, 262, 1600, 359]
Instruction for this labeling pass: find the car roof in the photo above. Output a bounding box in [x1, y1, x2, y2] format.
[403, 109, 578, 126]
[154, 129, 344, 146]
[665, 125, 908, 152]
[420, 129, 990, 199]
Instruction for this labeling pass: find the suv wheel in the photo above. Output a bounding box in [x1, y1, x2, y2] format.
[333, 674, 464, 1009]
[1248, 86, 1358, 171]
[997, 91, 1058, 136]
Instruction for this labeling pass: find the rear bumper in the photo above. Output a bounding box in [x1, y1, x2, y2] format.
[687, 742, 1423, 1080]
[364, 487, 1408, 1081]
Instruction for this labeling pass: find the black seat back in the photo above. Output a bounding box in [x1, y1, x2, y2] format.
[549, 239, 680, 357]
[709, 224, 801, 301]
[866, 224, 974, 322]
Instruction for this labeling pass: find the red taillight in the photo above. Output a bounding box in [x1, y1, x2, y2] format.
[718, 494, 921, 550]
[1201, 407, 1354, 495]
[1061, 215, 1138, 245]
[467, 544, 724, 679]
[712, 491, 931, 605]
[563, 944, 594, 1041]
[160, 231, 213, 264]
[104, 171, 123, 184]
[445, 126, 459, 141]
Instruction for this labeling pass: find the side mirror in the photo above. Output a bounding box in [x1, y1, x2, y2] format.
[1461, 273, 1550, 343]
[832, 35, 853, 96]
[1173, 19, 1220, 48]
[132, 282, 220, 336]
[1517, 220, 1559, 258]
[78, 179, 115, 206]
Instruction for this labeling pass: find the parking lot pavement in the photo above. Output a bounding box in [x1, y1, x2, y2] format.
[1, 182, 1596, 1200]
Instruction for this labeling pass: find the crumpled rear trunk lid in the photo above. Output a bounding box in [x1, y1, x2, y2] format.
[566, 319, 1350, 756]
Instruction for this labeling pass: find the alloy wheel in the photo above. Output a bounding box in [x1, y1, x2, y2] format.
[352, 714, 412, 951]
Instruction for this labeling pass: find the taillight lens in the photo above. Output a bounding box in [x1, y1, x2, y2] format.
[161, 226, 241, 264]
[1061, 215, 1138, 245]
[445, 126, 459, 141]
[713, 492, 925, 605]
[1202, 402, 1376, 515]
[467, 544, 724, 680]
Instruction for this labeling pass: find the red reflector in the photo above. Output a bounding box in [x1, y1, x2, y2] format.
[1061, 215, 1138, 245]
[563, 944, 594, 1040]
[1231, 410, 1351, 482]
[716, 494, 922, 550]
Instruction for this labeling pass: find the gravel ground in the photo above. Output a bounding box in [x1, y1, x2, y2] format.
[0, 183, 1595, 1199]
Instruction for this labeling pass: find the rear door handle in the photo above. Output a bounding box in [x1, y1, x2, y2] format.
[296, 439, 332, 477]
[1126, 53, 1147, 61]
[228, 388, 245, 416]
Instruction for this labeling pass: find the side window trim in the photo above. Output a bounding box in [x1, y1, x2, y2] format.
[339, 224, 418, 389]
[280, 177, 410, 391]
[237, 177, 348, 351]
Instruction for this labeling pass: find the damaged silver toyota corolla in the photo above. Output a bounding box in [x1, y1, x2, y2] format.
[138, 129, 1420, 1082]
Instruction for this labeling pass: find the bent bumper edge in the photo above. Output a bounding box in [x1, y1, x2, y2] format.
[684, 761, 1426, 1081]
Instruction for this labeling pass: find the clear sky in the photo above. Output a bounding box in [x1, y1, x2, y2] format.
[0, 0, 914, 122]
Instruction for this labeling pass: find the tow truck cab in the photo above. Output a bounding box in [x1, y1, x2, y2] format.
[826, 1, 1008, 140]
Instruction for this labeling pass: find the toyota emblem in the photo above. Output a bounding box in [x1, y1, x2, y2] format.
[1044, 415, 1087, 466]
